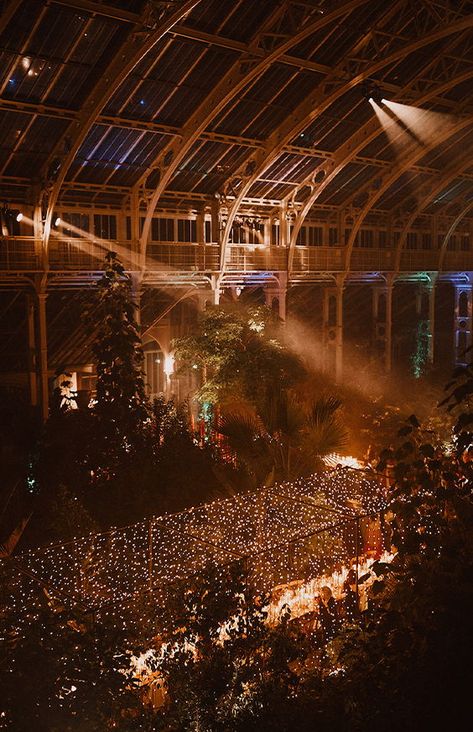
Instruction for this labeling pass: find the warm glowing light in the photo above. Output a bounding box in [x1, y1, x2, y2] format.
[13, 214, 34, 227]
[2, 470, 387, 622]
[54, 217, 61, 226]
[53, 219, 135, 269]
[163, 353, 175, 377]
[382, 100, 458, 148]
[130, 549, 395, 699]
[369, 98, 418, 157]
[323, 453, 365, 469]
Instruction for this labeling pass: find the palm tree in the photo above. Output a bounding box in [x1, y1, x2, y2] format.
[217, 392, 347, 488]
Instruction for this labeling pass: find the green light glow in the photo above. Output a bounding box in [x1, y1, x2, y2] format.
[411, 319, 429, 378]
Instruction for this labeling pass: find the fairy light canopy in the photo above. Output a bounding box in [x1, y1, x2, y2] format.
[1, 469, 387, 617]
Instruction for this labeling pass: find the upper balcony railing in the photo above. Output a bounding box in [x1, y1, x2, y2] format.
[441, 250, 473, 272]
[1, 238, 472, 277]
[49, 238, 112, 270]
[0, 237, 40, 270]
[146, 243, 220, 271]
[226, 245, 287, 271]
[293, 246, 345, 272]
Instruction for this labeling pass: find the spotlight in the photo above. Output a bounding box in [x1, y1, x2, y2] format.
[0, 205, 24, 234]
[54, 217, 61, 226]
[361, 81, 384, 105]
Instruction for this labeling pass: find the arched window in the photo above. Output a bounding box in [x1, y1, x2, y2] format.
[459, 291, 469, 318]
[143, 341, 165, 398]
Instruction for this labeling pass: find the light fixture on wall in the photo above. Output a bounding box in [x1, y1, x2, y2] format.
[0, 204, 23, 235]
[163, 354, 175, 377]
[361, 80, 385, 105]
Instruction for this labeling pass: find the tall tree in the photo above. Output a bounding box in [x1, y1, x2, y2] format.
[173, 305, 305, 414]
[90, 252, 150, 479]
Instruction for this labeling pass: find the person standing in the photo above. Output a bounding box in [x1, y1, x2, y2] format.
[342, 570, 360, 624]
[316, 586, 339, 642]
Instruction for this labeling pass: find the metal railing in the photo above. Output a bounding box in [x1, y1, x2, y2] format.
[442, 249, 473, 271]
[350, 248, 394, 271]
[226, 245, 287, 271]
[48, 238, 120, 270]
[1, 238, 472, 275]
[0, 237, 39, 270]
[399, 249, 440, 271]
[292, 246, 345, 272]
[146, 243, 220, 271]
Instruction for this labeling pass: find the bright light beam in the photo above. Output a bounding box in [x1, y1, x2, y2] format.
[54, 220, 136, 269]
[1, 215, 135, 270]
[369, 98, 421, 157]
[382, 100, 459, 147]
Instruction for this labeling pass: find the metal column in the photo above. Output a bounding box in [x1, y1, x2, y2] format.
[37, 291, 49, 421]
[26, 293, 38, 407]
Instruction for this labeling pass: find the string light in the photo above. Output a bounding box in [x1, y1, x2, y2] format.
[1, 469, 387, 622]
[130, 549, 395, 699]
[323, 453, 365, 469]
[1, 469, 395, 715]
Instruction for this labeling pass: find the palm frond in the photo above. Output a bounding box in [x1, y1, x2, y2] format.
[302, 395, 347, 459]
[302, 419, 348, 459]
[218, 404, 265, 444]
[218, 405, 274, 486]
[306, 395, 343, 428]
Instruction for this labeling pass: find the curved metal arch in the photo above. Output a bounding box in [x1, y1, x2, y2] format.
[434, 190, 471, 221]
[282, 25, 469, 212]
[42, 0, 203, 255]
[218, 14, 473, 274]
[393, 146, 473, 271]
[137, 0, 371, 262]
[415, 191, 471, 252]
[286, 21, 473, 267]
[439, 199, 473, 272]
[288, 67, 473, 273]
[344, 115, 473, 271]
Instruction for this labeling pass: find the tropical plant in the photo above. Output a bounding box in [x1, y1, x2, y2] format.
[173, 304, 305, 414]
[300, 360, 473, 732]
[0, 589, 138, 731]
[139, 562, 309, 732]
[218, 392, 347, 487]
